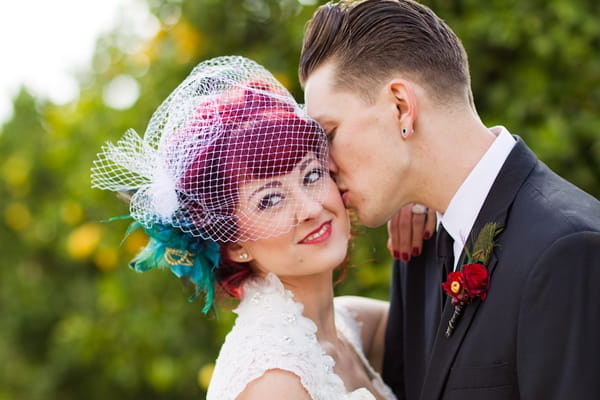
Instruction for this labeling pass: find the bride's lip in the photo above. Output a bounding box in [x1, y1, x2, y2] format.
[299, 221, 332, 244]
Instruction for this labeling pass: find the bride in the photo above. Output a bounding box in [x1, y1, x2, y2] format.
[92, 55, 396, 400]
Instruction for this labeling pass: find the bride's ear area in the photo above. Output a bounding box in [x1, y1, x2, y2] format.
[389, 80, 417, 139]
[225, 243, 253, 263]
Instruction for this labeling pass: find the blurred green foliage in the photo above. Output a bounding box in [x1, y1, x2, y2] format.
[0, 0, 598, 398]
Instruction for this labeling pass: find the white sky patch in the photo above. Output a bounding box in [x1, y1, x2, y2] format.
[102, 74, 141, 110]
[0, 0, 156, 124]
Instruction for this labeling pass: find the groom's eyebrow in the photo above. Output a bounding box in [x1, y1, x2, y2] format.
[312, 114, 331, 124]
[319, 118, 337, 131]
[305, 108, 329, 123]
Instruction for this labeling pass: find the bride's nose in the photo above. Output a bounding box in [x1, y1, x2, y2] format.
[295, 194, 322, 223]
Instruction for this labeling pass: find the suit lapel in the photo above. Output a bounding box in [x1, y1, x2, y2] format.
[398, 238, 441, 398]
[419, 138, 538, 399]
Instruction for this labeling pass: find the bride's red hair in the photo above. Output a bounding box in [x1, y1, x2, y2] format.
[177, 81, 327, 298]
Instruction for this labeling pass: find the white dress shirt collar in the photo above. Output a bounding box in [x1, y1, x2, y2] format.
[439, 126, 516, 269]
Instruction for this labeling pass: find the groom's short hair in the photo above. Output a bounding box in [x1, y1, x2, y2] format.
[299, 0, 472, 104]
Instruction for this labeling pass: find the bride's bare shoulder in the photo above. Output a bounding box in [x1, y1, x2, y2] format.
[236, 369, 311, 400]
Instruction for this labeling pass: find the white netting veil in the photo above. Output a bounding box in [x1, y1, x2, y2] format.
[91, 56, 329, 243]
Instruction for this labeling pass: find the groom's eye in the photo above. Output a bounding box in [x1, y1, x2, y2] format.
[326, 128, 337, 142]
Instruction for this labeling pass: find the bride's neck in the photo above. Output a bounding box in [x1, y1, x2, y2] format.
[279, 271, 338, 343]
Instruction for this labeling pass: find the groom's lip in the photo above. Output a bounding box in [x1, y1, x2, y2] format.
[340, 190, 350, 206]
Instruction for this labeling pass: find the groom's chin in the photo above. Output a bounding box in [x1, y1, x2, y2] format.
[355, 209, 387, 229]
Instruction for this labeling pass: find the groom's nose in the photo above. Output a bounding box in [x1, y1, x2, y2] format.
[327, 153, 338, 175]
[327, 154, 339, 184]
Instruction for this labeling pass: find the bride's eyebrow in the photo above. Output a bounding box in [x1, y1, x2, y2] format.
[246, 157, 318, 201]
[248, 181, 282, 201]
[299, 158, 316, 173]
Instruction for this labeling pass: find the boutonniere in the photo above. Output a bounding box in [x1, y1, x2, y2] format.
[442, 222, 502, 338]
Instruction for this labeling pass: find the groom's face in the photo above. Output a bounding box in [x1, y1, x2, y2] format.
[304, 62, 409, 228]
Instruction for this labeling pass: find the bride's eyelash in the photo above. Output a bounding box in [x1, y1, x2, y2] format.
[257, 193, 284, 210]
[254, 164, 324, 211]
[303, 168, 324, 185]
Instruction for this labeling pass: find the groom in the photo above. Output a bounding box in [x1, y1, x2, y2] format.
[299, 0, 600, 399]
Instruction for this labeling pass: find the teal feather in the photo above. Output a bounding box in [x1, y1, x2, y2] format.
[125, 221, 220, 314]
[102, 215, 133, 223]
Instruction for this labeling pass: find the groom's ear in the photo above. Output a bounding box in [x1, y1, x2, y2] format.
[388, 79, 417, 135]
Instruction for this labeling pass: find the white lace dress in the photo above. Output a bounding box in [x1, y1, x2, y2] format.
[207, 273, 397, 400]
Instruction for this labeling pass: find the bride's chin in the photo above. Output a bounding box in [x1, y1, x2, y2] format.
[330, 249, 350, 269]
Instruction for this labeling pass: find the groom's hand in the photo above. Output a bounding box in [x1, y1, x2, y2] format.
[387, 203, 436, 262]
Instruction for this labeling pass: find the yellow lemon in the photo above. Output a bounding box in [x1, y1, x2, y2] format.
[4, 202, 31, 231]
[94, 247, 119, 271]
[66, 222, 102, 260]
[60, 200, 84, 226]
[197, 363, 215, 390]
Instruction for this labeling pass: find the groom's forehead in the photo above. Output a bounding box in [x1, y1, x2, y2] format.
[304, 63, 337, 97]
[304, 67, 354, 121]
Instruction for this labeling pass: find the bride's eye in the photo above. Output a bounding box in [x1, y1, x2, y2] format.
[257, 193, 284, 210]
[303, 168, 324, 185]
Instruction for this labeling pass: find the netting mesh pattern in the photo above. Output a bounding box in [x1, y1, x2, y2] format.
[92, 56, 329, 242]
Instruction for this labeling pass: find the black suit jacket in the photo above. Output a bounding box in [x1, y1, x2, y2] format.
[382, 138, 600, 400]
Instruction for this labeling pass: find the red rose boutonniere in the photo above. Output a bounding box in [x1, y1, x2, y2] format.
[442, 263, 489, 306]
[442, 222, 502, 338]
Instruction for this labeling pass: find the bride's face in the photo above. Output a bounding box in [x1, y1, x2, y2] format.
[231, 154, 350, 278]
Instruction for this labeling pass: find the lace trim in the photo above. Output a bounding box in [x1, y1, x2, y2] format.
[335, 306, 397, 400]
[207, 274, 395, 400]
